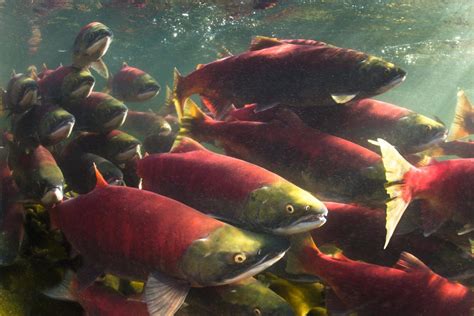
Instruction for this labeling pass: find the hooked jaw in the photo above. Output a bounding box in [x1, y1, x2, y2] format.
[216, 251, 287, 285]
[41, 187, 64, 206]
[115, 144, 141, 163]
[86, 35, 112, 58]
[272, 210, 328, 235]
[48, 119, 75, 143]
[374, 68, 407, 95]
[103, 109, 128, 130]
[18, 88, 38, 108]
[71, 80, 95, 98]
[136, 85, 161, 101]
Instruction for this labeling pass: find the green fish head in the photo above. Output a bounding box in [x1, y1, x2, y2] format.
[6, 73, 38, 113]
[189, 277, 294, 316]
[242, 182, 328, 235]
[132, 73, 161, 101]
[105, 131, 141, 164]
[357, 56, 406, 96]
[90, 96, 128, 133]
[73, 22, 113, 60]
[180, 225, 289, 287]
[38, 106, 75, 146]
[37, 163, 65, 206]
[61, 69, 95, 102]
[392, 113, 448, 153]
[217, 278, 294, 316]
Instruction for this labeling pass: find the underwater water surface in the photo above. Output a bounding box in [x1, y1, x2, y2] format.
[0, 1, 474, 316]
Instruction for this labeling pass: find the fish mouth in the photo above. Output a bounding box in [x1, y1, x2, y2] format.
[18, 88, 38, 108]
[272, 212, 328, 235]
[71, 80, 95, 98]
[41, 187, 63, 206]
[214, 250, 288, 286]
[86, 35, 112, 58]
[374, 73, 406, 95]
[48, 119, 75, 143]
[409, 130, 448, 153]
[137, 85, 160, 101]
[115, 144, 141, 162]
[103, 110, 128, 130]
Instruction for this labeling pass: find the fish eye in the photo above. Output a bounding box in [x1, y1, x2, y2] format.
[304, 205, 311, 211]
[285, 203, 295, 214]
[233, 253, 247, 264]
[423, 125, 432, 133]
[253, 308, 262, 315]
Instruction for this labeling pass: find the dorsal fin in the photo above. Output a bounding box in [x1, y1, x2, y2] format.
[42, 63, 48, 71]
[93, 163, 108, 188]
[249, 36, 284, 51]
[170, 136, 207, 153]
[195, 64, 204, 70]
[393, 252, 431, 274]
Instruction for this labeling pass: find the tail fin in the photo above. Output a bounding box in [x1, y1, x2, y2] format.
[173, 68, 185, 119]
[448, 90, 473, 141]
[42, 270, 77, 302]
[177, 98, 211, 138]
[375, 138, 416, 249]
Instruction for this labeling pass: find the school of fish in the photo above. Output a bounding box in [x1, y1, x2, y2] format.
[0, 21, 473, 316]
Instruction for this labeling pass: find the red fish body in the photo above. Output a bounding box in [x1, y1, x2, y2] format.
[111, 63, 160, 102]
[290, 98, 447, 153]
[175, 38, 405, 117]
[182, 100, 386, 204]
[38, 65, 95, 104]
[313, 202, 474, 278]
[53, 185, 223, 280]
[290, 236, 474, 315]
[138, 136, 328, 235]
[378, 139, 474, 248]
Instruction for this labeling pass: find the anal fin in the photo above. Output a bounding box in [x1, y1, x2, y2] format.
[145, 271, 190, 316]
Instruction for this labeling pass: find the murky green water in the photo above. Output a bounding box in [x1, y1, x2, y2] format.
[1, 0, 474, 121]
[1, 1, 474, 315]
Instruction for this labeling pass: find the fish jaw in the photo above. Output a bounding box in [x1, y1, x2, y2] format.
[71, 80, 95, 98]
[373, 72, 406, 95]
[47, 120, 75, 144]
[244, 182, 329, 235]
[103, 110, 128, 130]
[41, 187, 64, 206]
[86, 35, 112, 58]
[180, 225, 290, 287]
[214, 251, 287, 286]
[115, 144, 141, 163]
[136, 88, 159, 102]
[18, 89, 38, 109]
[408, 129, 448, 153]
[272, 212, 328, 235]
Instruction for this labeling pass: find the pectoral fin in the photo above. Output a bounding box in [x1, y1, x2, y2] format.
[330, 93, 358, 104]
[91, 58, 109, 79]
[145, 271, 190, 316]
